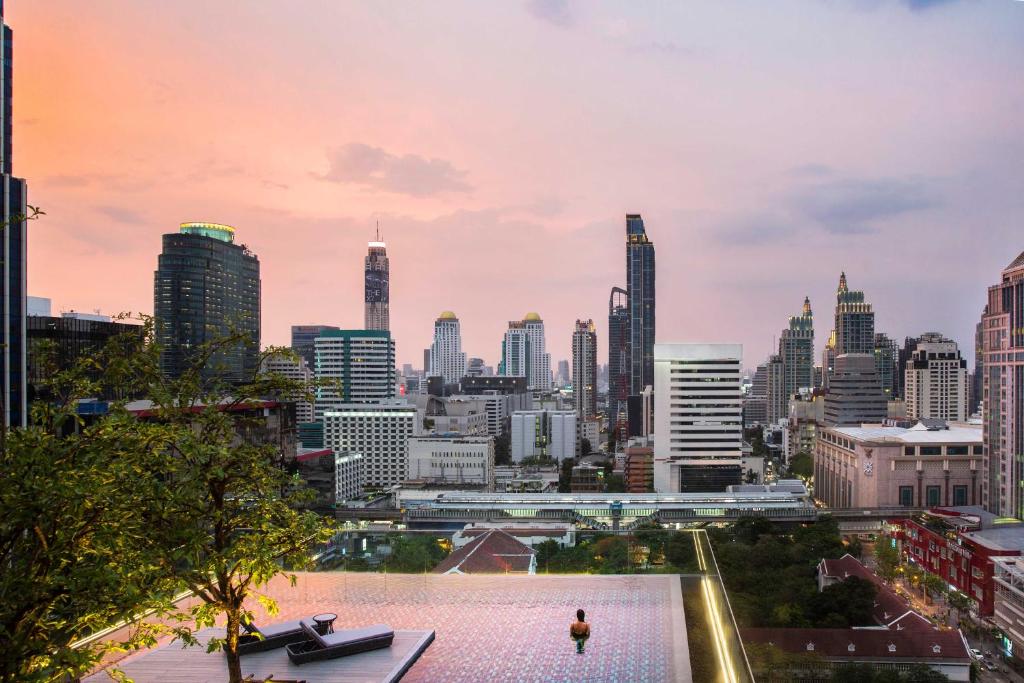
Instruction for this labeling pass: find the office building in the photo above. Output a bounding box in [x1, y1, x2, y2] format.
[834, 272, 875, 355]
[154, 222, 260, 383]
[524, 313, 552, 390]
[406, 435, 495, 488]
[572, 319, 597, 419]
[823, 353, 888, 426]
[466, 357, 485, 377]
[744, 362, 768, 427]
[873, 332, 899, 399]
[334, 452, 364, 504]
[653, 343, 743, 493]
[0, 5, 27, 427]
[626, 214, 655, 396]
[314, 329, 396, 419]
[291, 324, 339, 370]
[814, 422, 982, 509]
[786, 392, 824, 461]
[500, 320, 530, 380]
[973, 318, 984, 415]
[27, 296, 50, 316]
[608, 286, 629, 435]
[905, 337, 969, 422]
[364, 232, 389, 331]
[556, 359, 570, 387]
[323, 402, 418, 488]
[981, 251, 1024, 517]
[779, 296, 815, 399]
[260, 354, 315, 423]
[765, 354, 787, 424]
[27, 314, 143, 402]
[429, 311, 466, 385]
[821, 330, 837, 390]
[510, 409, 576, 462]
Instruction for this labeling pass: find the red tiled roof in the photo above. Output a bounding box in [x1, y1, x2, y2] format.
[818, 554, 929, 630]
[433, 529, 536, 574]
[742, 627, 970, 662]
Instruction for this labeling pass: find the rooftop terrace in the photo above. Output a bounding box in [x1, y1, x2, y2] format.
[89, 572, 692, 683]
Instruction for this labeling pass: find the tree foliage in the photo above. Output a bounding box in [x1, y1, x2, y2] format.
[384, 535, 449, 573]
[788, 450, 813, 479]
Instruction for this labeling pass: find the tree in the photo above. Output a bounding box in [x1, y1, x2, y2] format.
[580, 438, 592, 456]
[0, 326, 180, 682]
[633, 523, 665, 566]
[874, 536, 901, 582]
[604, 474, 626, 493]
[384, 535, 448, 573]
[558, 457, 575, 493]
[665, 532, 696, 571]
[808, 576, 876, 627]
[788, 450, 813, 479]
[143, 334, 334, 683]
[494, 431, 511, 465]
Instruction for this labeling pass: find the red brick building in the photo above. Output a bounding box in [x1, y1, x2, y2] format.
[897, 507, 1024, 616]
[624, 447, 653, 493]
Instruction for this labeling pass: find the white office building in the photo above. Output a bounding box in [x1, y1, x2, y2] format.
[323, 402, 418, 488]
[260, 354, 315, 423]
[653, 343, 744, 493]
[314, 330, 396, 420]
[500, 314, 551, 391]
[429, 311, 467, 385]
[334, 452, 364, 503]
[406, 436, 495, 488]
[904, 337, 969, 422]
[511, 409, 576, 462]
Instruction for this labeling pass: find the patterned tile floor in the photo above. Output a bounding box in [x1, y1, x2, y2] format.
[118, 572, 691, 683]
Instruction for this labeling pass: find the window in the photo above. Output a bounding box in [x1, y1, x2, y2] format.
[926, 486, 941, 506]
[947, 446, 968, 455]
[921, 446, 941, 456]
[899, 486, 914, 507]
[904, 446, 915, 456]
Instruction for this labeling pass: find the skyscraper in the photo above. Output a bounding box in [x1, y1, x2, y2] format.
[364, 229, 389, 331]
[291, 324, 339, 369]
[765, 354, 786, 424]
[608, 287, 629, 434]
[873, 332, 899, 399]
[973, 316, 985, 415]
[313, 329, 396, 418]
[500, 313, 551, 390]
[572, 319, 597, 419]
[653, 343, 743, 493]
[499, 321, 530, 380]
[429, 311, 466, 385]
[0, 3, 27, 427]
[779, 296, 815, 402]
[833, 272, 875, 356]
[154, 222, 260, 382]
[905, 336, 968, 422]
[523, 313, 551, 390]
[626, 214, 655, 395]
[981, 251, 1024, 517]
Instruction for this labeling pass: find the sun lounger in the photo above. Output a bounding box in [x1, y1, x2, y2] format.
[285, 620, 394, 665]
[236, 618, 310, 655]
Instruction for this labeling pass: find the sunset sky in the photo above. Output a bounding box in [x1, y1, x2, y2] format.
[12, 0, 1024, 369]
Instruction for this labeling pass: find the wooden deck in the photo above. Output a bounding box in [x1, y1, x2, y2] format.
[85, 628, 435, 683]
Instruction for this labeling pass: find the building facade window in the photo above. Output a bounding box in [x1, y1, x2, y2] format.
[899, 486, 914, 507]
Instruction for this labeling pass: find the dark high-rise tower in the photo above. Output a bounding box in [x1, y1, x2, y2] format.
[626, 214, 655, 395]
[608, 286, 629, 434]
[779, 296, 815, 398]
[364, 226, 389, 331]
[0, 2, 27, 427]
[291, 324, 339, 369]
[154, 222, 260, 382]
[834, 272, 875, 355]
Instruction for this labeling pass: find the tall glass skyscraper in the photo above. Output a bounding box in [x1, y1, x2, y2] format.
[364, 229, 389, 331]
[0, 2, 27, 427]
[608, 286, 629, 433]
[626, 214, 655, 396]
[154, 222, 260, 382]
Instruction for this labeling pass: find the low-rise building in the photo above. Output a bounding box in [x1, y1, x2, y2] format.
[624, 447, 653, 493]
[814, 421, 982, 509]
[992, 556, 1024, 659]
[570, 463, 604, 492]
[323, 402, 418, 489]
[452, 522, 575, 550]
[899, 507, 1024, 615]
[786, 393, 823, 461]
[432, 528, 536, 575]
[405, 435, 495, 489]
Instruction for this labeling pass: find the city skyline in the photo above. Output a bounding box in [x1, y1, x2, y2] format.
[11, 1, 1023, 368]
